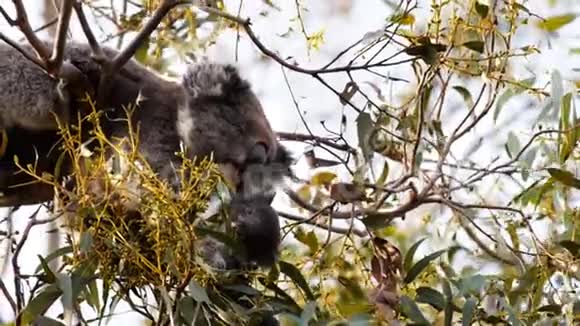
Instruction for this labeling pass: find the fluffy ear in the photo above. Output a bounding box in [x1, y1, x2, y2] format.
[181, 62, 249, 99]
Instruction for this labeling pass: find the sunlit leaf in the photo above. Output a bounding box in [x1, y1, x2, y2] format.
[310, 171, 337, 186]
[295, 228, 319, 253]
[390, 12, 416, 25]
[307, 29, 325, 51]
[537, 14, 576, 32]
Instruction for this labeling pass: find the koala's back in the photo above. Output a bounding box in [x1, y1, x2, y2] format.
[0, 44, 63, 129]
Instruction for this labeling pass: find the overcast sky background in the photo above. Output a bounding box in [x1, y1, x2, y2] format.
[1, 0, 579, 323]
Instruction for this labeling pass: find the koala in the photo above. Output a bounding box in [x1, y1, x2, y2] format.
[0, 40, 291, 266]
[199, 194, 281, 270]
[0, 41, 287, 326]
[0, 43, 93, 130]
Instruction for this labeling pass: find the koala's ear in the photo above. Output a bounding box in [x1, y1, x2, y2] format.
[181, 63, 247, 99]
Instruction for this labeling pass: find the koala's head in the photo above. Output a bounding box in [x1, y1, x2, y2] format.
[229, 195, 281, 267]
[177, 62, 292, 199]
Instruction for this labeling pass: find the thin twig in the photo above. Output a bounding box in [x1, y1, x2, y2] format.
[279, 211, 368, 237]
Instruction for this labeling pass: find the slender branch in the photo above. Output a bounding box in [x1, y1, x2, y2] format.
[284, 188, 421, 221]
[0, 33, 46, 69]
[0, 277, 16, 314]
[279, 211, 369, 237]
[111, 0, 182, 71]
[278, 131, 355, 153]
[0, 6, 15, 24]
[10, 0, 51, 61]
[73, 1, 106, 60]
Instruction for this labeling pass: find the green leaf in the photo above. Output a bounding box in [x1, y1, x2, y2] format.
[494, 77, 535, 122]
[188, 280, 210, 303]
[462, 297, 477, 326]
[279, 261, 316, 301]
[559, 92, 574, 163]
[475, 1, 489, 18]
[300, 301, 317, 323]
[452, 85, 474, 108]
[404, 249, 446, 284]
[547, 168, 580, 189]
[403, 238, 426, 272]
[506, 132, 521, 159]
[36, 255, 56, 284]
[458, 275, 487, 296]
[537, 14, 576, 32]
[415, 287, 446, 310]
[18, 284, 62, 324]
[356, 112, 374, 161]
[84, 278, 100, 312]
[179, 296, 197, 325]
[34, 246, 73, 274]
[400, 295, 430, 325]
[310, 171, 337, 186]
[462, 41, 484, 53]
[390, 12, 416, 25]
[295, 228, 319, 254]
[57, 274, 74, 323]
[537, 304, 562, 314]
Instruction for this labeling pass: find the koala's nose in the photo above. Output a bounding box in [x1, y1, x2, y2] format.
[245, 142, 269, 165]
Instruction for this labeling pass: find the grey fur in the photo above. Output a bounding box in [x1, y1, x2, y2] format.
[199, 195, 281, 270]
[0, 44, 70, 130]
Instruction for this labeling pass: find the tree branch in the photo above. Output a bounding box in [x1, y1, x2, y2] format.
[278, 211, 369, 237]
[48, 0, 74, 75]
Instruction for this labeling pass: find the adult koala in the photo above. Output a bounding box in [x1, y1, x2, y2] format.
[0, 41, 291, 271]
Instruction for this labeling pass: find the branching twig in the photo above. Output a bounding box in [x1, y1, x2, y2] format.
[279, 211, 368, 237]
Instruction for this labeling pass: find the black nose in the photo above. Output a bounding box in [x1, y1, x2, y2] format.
[245, 142, 269, 165]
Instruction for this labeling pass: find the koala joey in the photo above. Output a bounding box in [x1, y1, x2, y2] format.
[198, 194, 281, 270]
[0, 43, 92, 131]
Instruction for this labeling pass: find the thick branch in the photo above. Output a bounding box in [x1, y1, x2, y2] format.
[48, 0, 74, 75]
[111, 0, 183, 71]
[10, 0, 51, 61]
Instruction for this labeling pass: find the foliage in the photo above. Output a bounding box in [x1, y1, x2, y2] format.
[1, 0, 579, 325]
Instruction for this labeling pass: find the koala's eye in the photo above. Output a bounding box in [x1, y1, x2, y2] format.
[246, 142, 269, 165]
